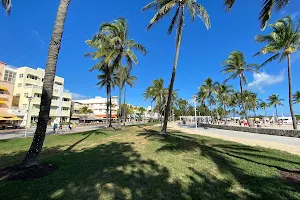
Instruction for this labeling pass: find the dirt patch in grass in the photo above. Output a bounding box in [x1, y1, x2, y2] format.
[279, 170, 300, 184]
[0, 163, 58, 181]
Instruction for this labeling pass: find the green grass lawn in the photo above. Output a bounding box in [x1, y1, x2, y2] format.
[0, 125, 300, 200]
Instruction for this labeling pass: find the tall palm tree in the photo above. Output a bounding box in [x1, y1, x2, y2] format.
[78, 106, 93, 125]
[22, 0, 71, 167]
[86, 18, 146, 127]
[216, 84, 234, 123]
[143, 0, 211, 135]
[260, 101, 268, 118]
[267, 94, 284, 121]
[1, 0, 11, 15]
[175, 98, 189, 117]
[222, 51, 259, 126]
[255, 16, 300, 129]
[95, 65, 116, 127]
[197, 78, 219, 121]
[249, 92, 260, 119]
[116, 66, 126, 128]
[224, 0, 291, 30]
[143, 79, 168, 126]
[122, 68, 137, 126]
[293, 91, 300, 104]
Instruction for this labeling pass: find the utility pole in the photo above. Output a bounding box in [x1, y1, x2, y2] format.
[25, 96, 33, 137]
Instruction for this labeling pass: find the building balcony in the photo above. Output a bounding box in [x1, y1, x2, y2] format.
[0, 94, 9, 100]
[63, 92, 72, 99]
[62, 101, 71, 108]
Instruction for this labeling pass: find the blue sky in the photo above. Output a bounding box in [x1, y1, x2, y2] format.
[1, 0, 300, 116]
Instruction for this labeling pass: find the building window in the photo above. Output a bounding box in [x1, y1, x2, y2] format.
[24, 93, 28, 97]
[19, 74, 23, 78]
[34, 93, 41, 98]
[18, 83, 22, 87]
[3, 69, 16, 83]
[63, 98, 70, 102]
[0, 89, 4, 94]
[62, 108, 69, 111]
[27, 74, 39, 80]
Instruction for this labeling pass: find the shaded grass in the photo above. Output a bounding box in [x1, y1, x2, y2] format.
[0, 126, 300, 199]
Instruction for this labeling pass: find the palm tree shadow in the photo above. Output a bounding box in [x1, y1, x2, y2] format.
[65, 133, 93, 152]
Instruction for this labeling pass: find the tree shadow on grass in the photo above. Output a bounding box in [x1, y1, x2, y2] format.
[0, 142, 185, 200]
[137, 128, 300, 200]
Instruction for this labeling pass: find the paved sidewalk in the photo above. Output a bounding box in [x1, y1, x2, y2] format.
[168, 122, 300, 155]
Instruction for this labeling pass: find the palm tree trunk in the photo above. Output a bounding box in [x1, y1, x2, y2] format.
[223, 103, 227, 125]
[106, 85, 109, 128]
[109, 88, 112, 127]
[123, 85, 126, 126]
[275, 105, 278, 122]
[161, 9, 184, 135]
[287, 54, 297, 129]
[21, 0, 71, 167]
[159, 95, 162, 127]
[210, 103, 213, 124]
[239, 76, 250, 127]
[118, 82, 122, 128]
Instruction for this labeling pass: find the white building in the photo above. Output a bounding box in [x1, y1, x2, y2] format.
[72, 96, 118, 119]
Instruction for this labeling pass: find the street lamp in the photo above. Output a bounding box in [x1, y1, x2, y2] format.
[25, 96, 33, 137]
[193, 95, 197, 131]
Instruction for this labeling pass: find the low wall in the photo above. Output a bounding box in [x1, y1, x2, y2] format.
[199, 123, 300, 138]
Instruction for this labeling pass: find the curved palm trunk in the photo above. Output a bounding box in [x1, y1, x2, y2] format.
[21, 0, 71, 167]
[106, 85, 110, 128]
[161, 10, 184, 135]
[287, 54, 297, 129]
[239, 76, 250, 127]
[275, 105, 278, 122]
[123, 85, 126, 126]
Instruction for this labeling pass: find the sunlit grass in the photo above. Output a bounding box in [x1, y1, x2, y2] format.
[0, 125, 300, 199]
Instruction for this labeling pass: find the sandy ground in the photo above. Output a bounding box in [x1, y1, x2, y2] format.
[168, 122, 300, 156]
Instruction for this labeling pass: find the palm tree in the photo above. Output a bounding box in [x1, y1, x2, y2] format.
[1, 0, 11, 15]
[260, 101, 268, 118]
[122, 68, 137, 126]
[143, 0, 211, 135]
[115, 66, 126, 128]
[175, 98, 189, 117]
[86, 18, 146, 127]
[249, 92, 260, 120]
[78, 106, 93, 125]
[267, 94, 284, 121]
[222, 51, 259, 126]
[22, 0, 71, 167]
[197, 78, 219, 121]
[143, 79, 168, 126]
[216, 84, 234, 123]
[255, 16, 300, 129]
[95, 65, 116, 127]
[293, 91, 300, 104]
[224, 0, 291, 30]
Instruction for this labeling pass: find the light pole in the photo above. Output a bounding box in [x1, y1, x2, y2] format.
[25, 96, 33, 137]
[193, 96, 197, 131]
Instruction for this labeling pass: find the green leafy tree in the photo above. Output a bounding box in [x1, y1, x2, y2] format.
[175, 98, 189, 116]
[143, 0, 211, 135]
[267, 94, 284, 120]
[255, 16, 300, 129]
[260, 101, 268, 118]
[86, 18, 146, 128]
[22, 0, 71, 167]
[224, 0, 291, 30]
[95, 65, 116, 127]
[216, 84, 234, 123]
[122, 68, 138, 126]
[144, 79, 168, 125]
[293, 91, 300, 104]
[222, 51, 258, 126]
[197, 78, 219, 121]
[78, 106, 93, 125]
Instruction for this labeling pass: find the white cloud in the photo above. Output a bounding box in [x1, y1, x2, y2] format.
[71, 92, 90, 100]
[247, 71, 284, 93]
